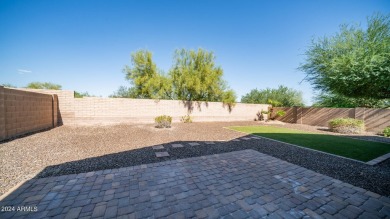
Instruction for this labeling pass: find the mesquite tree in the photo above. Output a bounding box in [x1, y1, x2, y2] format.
[299, 13, 390, 100]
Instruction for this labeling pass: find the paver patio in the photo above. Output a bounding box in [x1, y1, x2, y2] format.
[1, 150, 389, 219]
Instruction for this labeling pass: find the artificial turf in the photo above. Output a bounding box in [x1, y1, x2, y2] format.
[229, 125, 390, 162]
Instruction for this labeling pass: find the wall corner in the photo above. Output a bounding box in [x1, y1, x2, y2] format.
[52, 94, 58, 127]
[0, 86, 6, 140]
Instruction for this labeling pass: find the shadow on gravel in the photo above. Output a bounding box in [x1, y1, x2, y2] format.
[0, 127, 59, 144]
[35, 138, 251, 178]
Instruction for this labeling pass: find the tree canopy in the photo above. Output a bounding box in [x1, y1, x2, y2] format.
[115, 48, 236, 105]
[313, 92, 389, 108]
[241, 85, 304, 107]
[169, 48, 236, 105]
[109, 86, 137, 98]
[74, 91, 93, 98]
[1, 83, 16, 88]
[123, 50, 172, 99]
[299, 13, 390, 99]
[25, 82, 62, 90]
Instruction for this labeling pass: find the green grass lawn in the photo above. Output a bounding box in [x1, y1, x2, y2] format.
[228, 126, 390, 162]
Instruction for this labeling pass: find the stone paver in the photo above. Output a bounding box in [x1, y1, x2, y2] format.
[1, 150, 389, 219]
[188, 142, 200, 146]
[205, 141, 215, 144]
[152, 145, 165, 150]
[155, 151, 169, 157]
[367, 152, 390, 165]
[171, 143, 184, 148]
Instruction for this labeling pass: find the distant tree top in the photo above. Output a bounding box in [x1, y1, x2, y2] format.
[241, 85, 304, 107]
[74, 91, 93, 98]
[25, 82, 62, 90]
[1, 83, 17, 88]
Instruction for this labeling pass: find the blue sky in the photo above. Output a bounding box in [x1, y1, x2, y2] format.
[1, 0, 389, 105]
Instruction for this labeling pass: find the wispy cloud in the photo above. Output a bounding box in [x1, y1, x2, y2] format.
[17, 69, 32, 74]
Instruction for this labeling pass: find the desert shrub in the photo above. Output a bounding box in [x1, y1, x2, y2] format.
[155, 115, 172, 128]
[328, 118, 365, 134]
[257, 110, 269, 121]
[276, 110, 286, 117]
[261, 110, 269, 114]
[383, 126, 390, 137]
[181, 115, 192, 123]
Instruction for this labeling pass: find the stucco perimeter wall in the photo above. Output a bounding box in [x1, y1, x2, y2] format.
[73, 97, 269, 125]
[19, 89, 75, 125]
[274, 106, 390, 133]
[0, 87, 57, 141]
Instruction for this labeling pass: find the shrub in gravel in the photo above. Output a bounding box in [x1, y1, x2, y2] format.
[329, 118, 365, 134]
[155, 115, 172, 128]
[383, 126, 390, 137]
[181, 115, 193, 123]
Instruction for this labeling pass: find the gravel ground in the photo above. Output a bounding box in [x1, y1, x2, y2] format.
[1, 121, 389, 197]
[0, 121, 251, 196]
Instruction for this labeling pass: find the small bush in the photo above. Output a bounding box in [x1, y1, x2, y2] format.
[181, 115, 193, 123]
[383, 126, 390, 137]
[261, 110, 269, 114]
[155, 115, 172, 128]
[276, 110, 286, 117]
[328, 118, 365, 134]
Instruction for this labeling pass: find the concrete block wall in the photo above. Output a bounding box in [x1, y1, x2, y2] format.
[13, 88, 269, 126]
[4, 87, 388, 135]
[0, 87, 6, 140]
[0, 87, 57, 140]
[19, 89, 75, 125]
[73, 97, 269, 125]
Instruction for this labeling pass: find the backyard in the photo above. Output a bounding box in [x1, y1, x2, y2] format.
[1, 1, 390, 218]
[1, 121, 390, 199]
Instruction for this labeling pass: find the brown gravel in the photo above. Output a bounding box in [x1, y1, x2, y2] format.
[0, 121, 254, 196]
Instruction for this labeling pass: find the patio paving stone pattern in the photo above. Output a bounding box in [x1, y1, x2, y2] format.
[1, 150, 389, 219]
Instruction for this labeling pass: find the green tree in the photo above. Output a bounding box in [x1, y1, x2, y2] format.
[313, 92, 389, 108]
[26, 82, 62, 90]
[109, 86, 137, 98]
[299, 13, 390, 99]
[241, 85, 304, 107]
[169, 48, 236, 105]
[1, 83, 16, 88]
[123, 50, 172, 99]
[74, 91, 92, 98]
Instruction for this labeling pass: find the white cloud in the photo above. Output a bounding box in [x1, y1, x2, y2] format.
[17, 69, 32, 74]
